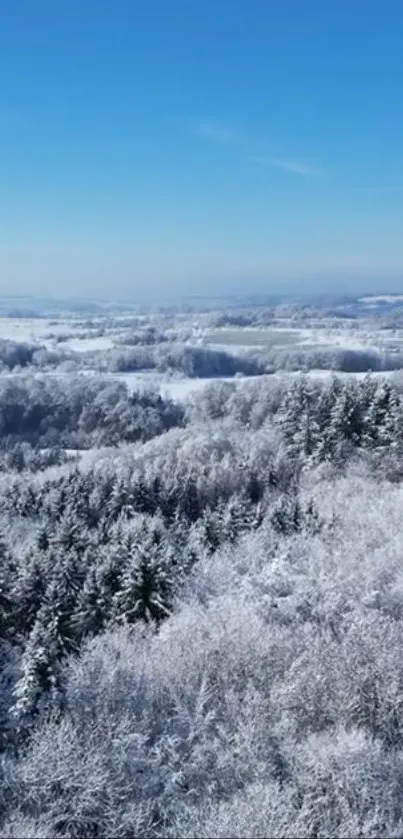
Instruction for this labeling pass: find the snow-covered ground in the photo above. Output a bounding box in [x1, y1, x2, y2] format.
[0, 317, 117, 350]
[295, 329, 372, 350]
[0, 316, 401, 406]
[359, 295, 403, 304]
[0, 318, 79, 343]
[203, 342, 267, 353]
[62, 336, 115, 352]
[204, 325, 388, 354]
[105, 369, 398, 401]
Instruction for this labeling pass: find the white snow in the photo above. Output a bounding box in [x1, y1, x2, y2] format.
[62, 336, 114, 352]
[0, 318, 75, 343]
[359, 295, 403, 304]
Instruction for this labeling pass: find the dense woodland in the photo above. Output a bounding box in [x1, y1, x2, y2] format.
[2, 329, 403, 378]
[0, 377, 183, 450]
[1, 344, 403, 836]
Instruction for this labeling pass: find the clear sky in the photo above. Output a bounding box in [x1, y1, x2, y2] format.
[1, 0, 403, 300]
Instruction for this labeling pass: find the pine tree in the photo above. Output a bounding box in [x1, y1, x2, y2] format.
[311, 377, 342, 463]
[271, 493, 304, 535]
[202, 505, 225, 553]
[180, 477, 201, 523]
[0, 535, 17, 642]
[53, 508, 87, 553]
[246, 470, 263, 504]
[42, 551, 85, 655]
[324, 384, 363, 463]
[11, 605, 63, 729]
[14, 553, 47, 637]
[36, 524, 51, 552]
[72, 566, 107, 640]
[107, 477, 132, 520]
[113, 543, 172, 625]
[221, 493, 255, 543]
[278, 377, 319, 460]
[132, 475, 153, 515]
[363, 380, 402, 449]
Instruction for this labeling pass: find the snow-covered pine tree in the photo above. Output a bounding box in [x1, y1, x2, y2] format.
[363, 380, 402, 449]
[11, 604, 63, 730]
[278, 376, 320, 461]
[113, 540, 172, 626]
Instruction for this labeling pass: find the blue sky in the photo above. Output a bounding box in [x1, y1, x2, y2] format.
[1, 0, 403, 299]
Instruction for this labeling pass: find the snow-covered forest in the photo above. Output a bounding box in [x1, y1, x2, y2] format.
[2, 295, 403, 837]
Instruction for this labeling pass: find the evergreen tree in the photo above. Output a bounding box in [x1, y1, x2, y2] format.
[202, 504, 226, 552]
[72, 566, 107, 640]
[0, 536, 17, 642]
[324, 385, 362, 463]
[363, 381, 402, 449]
[42, 551, 86, 655]
[53, 508, 88, 553]
[278, 377, 319, 460]
[113, 543, 172, 625]
[271, 493, 304, 535]
[13, 553, 47, 638]
[36, 524, 51, 552]
[11, 605, 63, 729]
[311, 377, 342, 463]
[179, 477, 201, 523]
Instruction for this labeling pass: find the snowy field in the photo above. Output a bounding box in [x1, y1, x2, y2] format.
[203, 324, 396, 354]
[0, 313, 402, 404]
[206, 327, 300, 349]
[0, 316, 122, 351]
[61, 336, 115, 352]
[0, 317, 79, 343]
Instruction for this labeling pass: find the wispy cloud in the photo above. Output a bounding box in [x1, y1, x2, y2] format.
[194, 121, 261, 150]
[194, 120, 321, 176]
[248, 154, 317, 176]
[195, 121, 235, 144]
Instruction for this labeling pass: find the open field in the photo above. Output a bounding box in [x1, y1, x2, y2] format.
[1, 301, 403, 403]
[206, 327, 301, 348]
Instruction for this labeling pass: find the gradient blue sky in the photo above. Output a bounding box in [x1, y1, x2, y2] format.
[1, 0, 402, 299]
